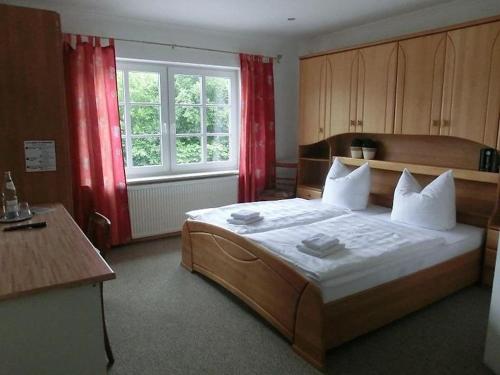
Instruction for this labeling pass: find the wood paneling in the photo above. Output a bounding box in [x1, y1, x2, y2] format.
[299, 17, 500, 148]
[325, 50, 358, 136]
[324, 249, 480, 349]
[441, 21, 500, 147]
[0, 204, 115, 301]
[356, 42, 398, 134]
[297, 158, 330, 189]
[336, 156, 498, 184]
[0, 5, 72, 212]
[395, 33, 446, 135]
[299, 56, 326, 145]
[487, 228, 499, 249]
[329, 133, 488, 170]
[484, 248, 497, 268]
[296, 186, 322, 200]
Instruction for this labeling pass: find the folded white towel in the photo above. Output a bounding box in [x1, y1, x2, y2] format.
[227, 215, 263, 225]
[302, 233, 340, 251]
[296, 244, 345, 258]
[230, 209, 261, 220]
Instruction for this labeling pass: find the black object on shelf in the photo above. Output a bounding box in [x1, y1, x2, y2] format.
[479, 149, 486, 171]
[479, 148, 498, 172]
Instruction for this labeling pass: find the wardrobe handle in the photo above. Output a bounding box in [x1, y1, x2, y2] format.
[442, 120, 450, 127]
[432, 120, 440, 127]
[350, 120, 355, 126]
[319, 127, 324, 133]
[357, 120, 363, 126]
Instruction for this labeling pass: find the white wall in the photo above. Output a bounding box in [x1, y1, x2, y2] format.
[4, 0, 300, 161]
[299, 0, 500, 55]
[485, 242, 500, 374]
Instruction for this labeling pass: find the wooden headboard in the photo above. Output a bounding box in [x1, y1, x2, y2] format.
[332, 156, 498, 228]
[297, 134, 500, 227]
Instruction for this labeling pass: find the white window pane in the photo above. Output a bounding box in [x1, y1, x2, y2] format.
[207, 136, 230, 162]
[132, 137, 161, 166]
[176, 136, 201, 164]
[129, 71, 160, 103]
[206, 106, 229, 133]
[206, 76, 230, 104]
[131, 105, 161, 135]
[175, 106, 201, 133]
[175, 74, 201, 104]
[117, 70, 124, 103]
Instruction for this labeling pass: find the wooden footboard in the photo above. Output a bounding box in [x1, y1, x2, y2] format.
[323, 248, 481, 349]
[181, 220, 326, 368]
[181, 220, 482, 370]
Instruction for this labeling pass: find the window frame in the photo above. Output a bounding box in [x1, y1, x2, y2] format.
[117, 59, 239, 179]
[168, 66, 239, 173]
[118, 61, 168, 179]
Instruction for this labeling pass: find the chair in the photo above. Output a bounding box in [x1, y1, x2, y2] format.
[86, 212, 115, 367]
[258, 160, 298, 201]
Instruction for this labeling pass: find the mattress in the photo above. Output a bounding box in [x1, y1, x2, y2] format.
[246, 212, 484, 302]
[185, 198, 351, 234]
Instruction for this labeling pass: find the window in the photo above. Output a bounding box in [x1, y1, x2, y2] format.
[117, 61, 239, 179]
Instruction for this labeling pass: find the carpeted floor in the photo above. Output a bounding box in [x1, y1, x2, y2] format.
[105, 236, 494, 375]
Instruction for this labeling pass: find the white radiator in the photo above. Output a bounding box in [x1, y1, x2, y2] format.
[127, 175, 238, 239]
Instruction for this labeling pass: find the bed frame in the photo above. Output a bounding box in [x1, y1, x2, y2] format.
[181, 141, 499, 370]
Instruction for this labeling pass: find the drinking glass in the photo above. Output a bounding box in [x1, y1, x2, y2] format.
[19, 202, 31, 217]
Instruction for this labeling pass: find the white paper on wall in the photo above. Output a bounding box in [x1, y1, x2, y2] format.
[24, 140, 57, 172]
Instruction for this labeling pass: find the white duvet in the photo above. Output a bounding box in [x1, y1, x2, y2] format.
[186, 198, 349, 234]
[246, 213, 445, 283]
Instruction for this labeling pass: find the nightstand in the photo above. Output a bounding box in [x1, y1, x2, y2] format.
[483, 226, 499, 287]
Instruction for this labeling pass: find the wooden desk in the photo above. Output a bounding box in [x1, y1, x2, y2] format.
[0, 204, 115, 375]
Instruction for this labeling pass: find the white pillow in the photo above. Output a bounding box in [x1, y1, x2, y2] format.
[322, 158, 371, 210]
[391, 169, 456, 230]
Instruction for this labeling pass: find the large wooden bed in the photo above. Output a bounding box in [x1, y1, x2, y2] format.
[181, 148, 498, 369]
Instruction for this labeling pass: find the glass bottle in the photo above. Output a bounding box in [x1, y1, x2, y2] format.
[3, 171, 19, 219]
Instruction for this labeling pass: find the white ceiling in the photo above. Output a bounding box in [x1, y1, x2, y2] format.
[13, 0, 457, 37]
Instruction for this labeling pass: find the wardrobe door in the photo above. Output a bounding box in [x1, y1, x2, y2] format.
[441, 21, 500, 147]
[395, 33, 446, 135]
[0, 5, 73, 212]
[325, 50, 358, 137]
[356, 42, 398, 134]
[299, 56, 327, 145]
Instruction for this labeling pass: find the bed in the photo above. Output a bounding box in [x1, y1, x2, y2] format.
[181, 164, 496, 369]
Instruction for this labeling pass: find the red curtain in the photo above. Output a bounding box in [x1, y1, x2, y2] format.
[238, 54, 276, 202]
[63, 35, 131, 246]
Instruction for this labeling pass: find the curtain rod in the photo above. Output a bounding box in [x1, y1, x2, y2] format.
[67, 33, 282, 63]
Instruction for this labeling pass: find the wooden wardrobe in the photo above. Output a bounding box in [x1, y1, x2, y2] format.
[298, 16, 500, 287]
[0, 4, 72, 212]
[299, 16, 500, 148]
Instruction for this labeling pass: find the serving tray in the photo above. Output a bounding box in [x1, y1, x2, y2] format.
[0, 211, 33, 224]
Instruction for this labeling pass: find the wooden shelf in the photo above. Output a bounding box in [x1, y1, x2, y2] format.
[298, 184, 323, 191]
[300, 157, 330, 162]
[335, 156, 498, 184]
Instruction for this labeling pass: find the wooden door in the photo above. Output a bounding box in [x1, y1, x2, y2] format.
[299, 56, 327, 145]
[356, 42, 398, 134]
[325, 50, 358, 137]
[441, 21, 500, 147]
[395, 33, 446, 135]
[0, 5, 73, 212]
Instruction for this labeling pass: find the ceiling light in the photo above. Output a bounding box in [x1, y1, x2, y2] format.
[287, 17, 296, 21]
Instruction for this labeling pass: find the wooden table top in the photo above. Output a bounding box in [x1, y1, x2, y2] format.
[0, 203, 115, 301]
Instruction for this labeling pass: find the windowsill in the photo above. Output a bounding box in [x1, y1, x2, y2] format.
[126, 170, 239, 186]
